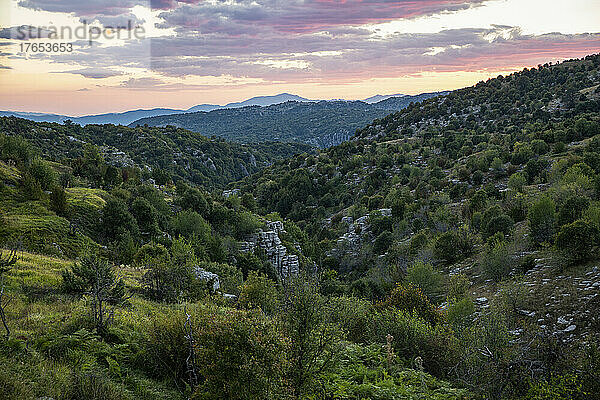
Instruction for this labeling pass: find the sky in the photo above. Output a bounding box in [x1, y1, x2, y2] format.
[0, 0, 599, 116]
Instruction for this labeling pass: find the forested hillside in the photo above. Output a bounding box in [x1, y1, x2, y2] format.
[232, 54, 600, 397]
[130, 93, 443, 148]
[0, 125, 469, 399]
[0, 117, 313, 188]
[1, 54, 600, 400]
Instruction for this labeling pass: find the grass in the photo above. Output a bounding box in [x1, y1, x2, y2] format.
[66, 187, 109, 209]
[0, 185, 101, 258]
[0, 247, 183, 400]
[0, 161, 20, 184]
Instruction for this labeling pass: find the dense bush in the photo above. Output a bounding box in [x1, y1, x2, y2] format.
[555, 219, 598, 264]
[480, 239, 513, 282]
[405, 262, 443, 304]
[379, 283, 441, 325]
[558, 195, 590, 226]
[238, 271, 280, 315]
[371, 308, 458, 375]
[28, 158, 56, 191]
[528, 197, 557, 245]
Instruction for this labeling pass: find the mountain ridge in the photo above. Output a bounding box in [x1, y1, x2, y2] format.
[130, 93, 445, 147]
[0, 92, 439, 127]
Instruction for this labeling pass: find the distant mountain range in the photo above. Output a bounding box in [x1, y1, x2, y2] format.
[130, 92, 447, 148]
[362, 94, 407, 103]
[187, 93, 314, 112]
[0, 91, 446, 148]
[0, 92, 443, 128]
[0, 93, 313, 126]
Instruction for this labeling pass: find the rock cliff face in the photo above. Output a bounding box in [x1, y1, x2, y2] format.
[330, 208, 393, 257]
[240, 220, 299, 280]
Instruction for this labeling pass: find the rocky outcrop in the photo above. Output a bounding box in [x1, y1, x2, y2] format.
[222, 188, 240, 198]
[203, 157, 217, 171]
[193, 267, 220, 292]
[240, 220, 299, 280]
[331, 209, 392, 257]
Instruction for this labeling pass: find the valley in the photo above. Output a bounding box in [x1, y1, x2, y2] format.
[0, 54, 599, 400]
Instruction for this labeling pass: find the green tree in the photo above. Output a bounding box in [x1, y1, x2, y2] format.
[130, 197, 160, 238]
[282, 274, 339, 398]
[28, 158, 56, 190]
[241, 192, 257, 212]
[434, 228, 473, 265]
[101, 198, 139, 242]
[480, 239, 512, 282]
[484, 214, 514, 239]
[379, 282, 440, 325]
[192, 310, 288, 400]
[405, 262, 443, 304]
[137, 242, 199, 302]
[170, 210, 211, 240]
[236, 251, 276, 281]
[528, 196, 556, 245]
[373, 230, 393, 254]
[508, 172, 527, 192]
[49, 186, 67, 216]
[62, 254, 127, 335]
[239, 271, 280, 315]
[558, 195, 590, 226]
[103, 165, 122, 188]
[447, 273, 470, 301]
[555, 219, 598, 264]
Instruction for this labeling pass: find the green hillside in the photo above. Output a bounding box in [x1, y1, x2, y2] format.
[130, 95, 443, 148]
[232, 54, 600, 398]
[0, 118, 313, 188]
[1, 54, 600, 400]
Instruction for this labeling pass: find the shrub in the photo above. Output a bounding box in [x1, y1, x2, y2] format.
[21, 172, 42, 200]
[373, 230, 393, 254]
[405, 262, 443, 304]
[200, 262, 243, 296]
[508, 172, 527, 192]
[558, 195, 590, 226]
[433, 227, 473, 265]
[409, 231, 428, 254]
[446, 297, 475, 327]
[170, 210, 211, 240]
[61, 254, 127, 335]
[379, 283, 440, 325]
[236, 251, 276, 281]
[192, 310, 288, 400]
[0, 133, 32, 164]
[528, 196, 556, 245]
[484, 214, 514, 239]
[281, 274, 340, 398]
[524, 374, 589, 400]
[141, 310, 191, 386]
[525, 157, 549, 183]
[324, 296, 374, 343]
[28, 158, 56, 191]
[371, 308, 457, 375]
[468, 190, 488, 213]
[102, 198, 139, 242]
[447, 273, 470, 301]
[555, 219, 598, 264]
[130, 197, 160, 238]
[50, 186, 67, 216]
[238, 271, 280, 315]
[480, 239, 513, 282]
